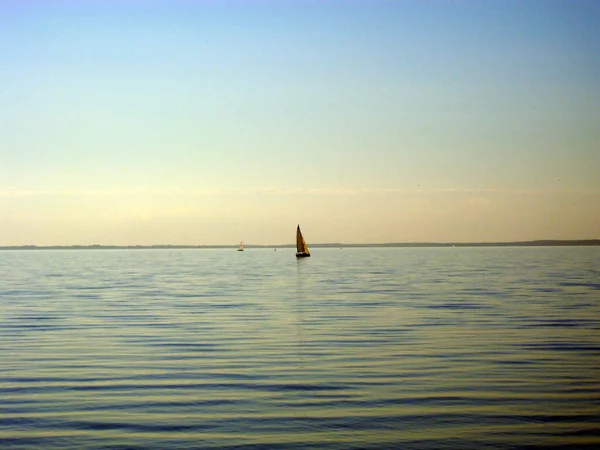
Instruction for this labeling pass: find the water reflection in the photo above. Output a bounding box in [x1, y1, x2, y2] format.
[0, 247, 599, 448]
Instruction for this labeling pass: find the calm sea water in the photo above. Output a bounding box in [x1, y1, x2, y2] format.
[1, 247, 599, 449]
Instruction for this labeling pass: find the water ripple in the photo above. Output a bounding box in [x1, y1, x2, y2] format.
[1, 247, 599, 449]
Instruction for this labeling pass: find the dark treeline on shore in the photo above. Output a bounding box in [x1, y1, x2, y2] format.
[1, 240, 598, 250]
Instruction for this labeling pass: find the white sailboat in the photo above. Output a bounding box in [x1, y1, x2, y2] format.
[238, 241, 244, 251]
[295, 225, 310, 258]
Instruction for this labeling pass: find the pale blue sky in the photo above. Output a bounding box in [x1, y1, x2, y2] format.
[1, 0, 599, 245]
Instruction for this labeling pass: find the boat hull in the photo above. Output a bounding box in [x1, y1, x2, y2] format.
[296, 252, 310, 258]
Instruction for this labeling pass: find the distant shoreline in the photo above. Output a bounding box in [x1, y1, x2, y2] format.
[1, 240, 598, 250]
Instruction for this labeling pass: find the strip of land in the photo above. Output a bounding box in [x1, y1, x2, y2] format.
[1, 240, 598, 250]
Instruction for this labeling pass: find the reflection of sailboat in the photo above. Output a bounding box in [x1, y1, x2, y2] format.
[238, 241, 244, 251]
[295, 225, 310, 258]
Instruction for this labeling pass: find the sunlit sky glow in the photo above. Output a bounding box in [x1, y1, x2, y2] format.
[1, 0, 599, 245]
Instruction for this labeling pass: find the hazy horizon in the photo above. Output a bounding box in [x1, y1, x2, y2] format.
[2, 1, 599, 246]
[1, 237, 598, 249]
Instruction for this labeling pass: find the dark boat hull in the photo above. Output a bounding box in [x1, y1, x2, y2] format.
[296, 252, 310, 258]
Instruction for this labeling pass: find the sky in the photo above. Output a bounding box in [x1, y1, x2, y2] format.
[1, 0, 599, 246]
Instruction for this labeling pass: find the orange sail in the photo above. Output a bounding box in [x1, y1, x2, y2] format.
[296, 225, 310, 257]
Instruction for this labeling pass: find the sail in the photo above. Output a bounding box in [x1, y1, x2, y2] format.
[296, 225, 310, 256]
[238, 241, 244, 251]
[296, 226, 303, 252]
[301, 234, 310, 256]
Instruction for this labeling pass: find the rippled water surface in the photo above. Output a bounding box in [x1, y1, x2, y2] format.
[1, 247, 599, 449]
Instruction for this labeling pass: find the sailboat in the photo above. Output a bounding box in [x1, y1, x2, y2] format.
[238, 241, 244, 251]
[295, 225, 310, 258]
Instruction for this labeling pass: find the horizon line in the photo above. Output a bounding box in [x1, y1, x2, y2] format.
[1, 239, 598, 250]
